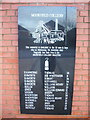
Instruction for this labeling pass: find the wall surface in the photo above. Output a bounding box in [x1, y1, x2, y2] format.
[1, 0, 90, 3]
[0, 1, 90, 119]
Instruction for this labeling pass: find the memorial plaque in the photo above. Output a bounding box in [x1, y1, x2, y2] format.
[18, 6, 76, 115]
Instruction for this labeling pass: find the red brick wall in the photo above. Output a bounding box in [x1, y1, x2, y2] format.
[0, 2, 89, 119]
[0, 3, 2, 120]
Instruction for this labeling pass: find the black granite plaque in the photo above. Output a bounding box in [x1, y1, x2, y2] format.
[18, 6, 76, 115]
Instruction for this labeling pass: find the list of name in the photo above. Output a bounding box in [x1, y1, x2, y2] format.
[44, 71, 64, 110]
[23, 71, 70, 111]
[23, 70, 70, 110]
[24, 71, 38, 110]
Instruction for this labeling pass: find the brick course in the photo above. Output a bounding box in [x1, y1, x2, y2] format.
[0, 1, 89, 119]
